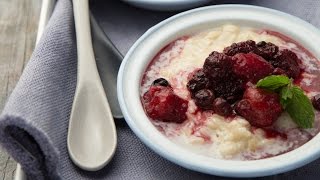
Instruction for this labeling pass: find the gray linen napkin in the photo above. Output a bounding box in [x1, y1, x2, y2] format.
[1, 0, 320, 179]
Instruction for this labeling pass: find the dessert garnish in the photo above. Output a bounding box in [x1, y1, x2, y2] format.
[257, 75, 315, 128]
[143, 39, 316, 129]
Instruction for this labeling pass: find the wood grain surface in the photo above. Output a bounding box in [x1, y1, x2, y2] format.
[0, 0, 41, 179]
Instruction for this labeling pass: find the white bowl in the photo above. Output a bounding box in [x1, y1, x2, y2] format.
[121, 0, 212, 11]
[117, 5, 320, 177]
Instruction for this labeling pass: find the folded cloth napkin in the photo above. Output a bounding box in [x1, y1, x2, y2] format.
[1, 0, 320, 179]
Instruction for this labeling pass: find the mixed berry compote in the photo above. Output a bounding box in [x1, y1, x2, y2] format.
[140, 24, 320, 160]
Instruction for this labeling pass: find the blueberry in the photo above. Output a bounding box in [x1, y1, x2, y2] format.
[153, 78, 170, 87]
[194, 89, 215, 110]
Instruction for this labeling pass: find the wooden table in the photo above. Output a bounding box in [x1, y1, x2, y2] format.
[0, 0, 41, 179]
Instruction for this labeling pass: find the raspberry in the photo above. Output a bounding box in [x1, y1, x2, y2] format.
[203, 51, 233, 82]
[255, 41, 279, 60]
[271, 49, 301, 78]
[312, 94, 320, 111]
[187, 69, 210, 96]
[213, 97, 233, 116]
[223, 40, 257, 56]
[212, 76, 244, 103]
[153, 78, 170, 87]
[232, 53, 274, 83]
[235, 87, 283, 127]
[193, 89, 215, 110]
[143, 86, 188, 123]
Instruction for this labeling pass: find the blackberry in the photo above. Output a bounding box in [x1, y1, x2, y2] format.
[255, 41, 279, 60]
[203, 51, 244, 103]
[187, 69, 210, 96]
[223, 40, 257, 56]
[212, 75, 244, 104]
[271, 49, 301, 78]
[203, 51, 233, 82]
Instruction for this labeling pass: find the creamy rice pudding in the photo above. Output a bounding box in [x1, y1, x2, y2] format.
[140, 24, 320, 160]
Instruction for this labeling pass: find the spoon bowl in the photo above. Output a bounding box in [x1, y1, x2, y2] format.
[68, 83, 116, 170]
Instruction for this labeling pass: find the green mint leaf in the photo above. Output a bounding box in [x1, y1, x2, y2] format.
[285, 86, 315, 129]
[256, 75, 290, 91]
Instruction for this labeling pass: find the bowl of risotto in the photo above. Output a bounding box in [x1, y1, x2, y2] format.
[117, 5, 320, 177]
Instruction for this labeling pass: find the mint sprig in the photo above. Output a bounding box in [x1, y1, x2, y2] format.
[256, 75, 314, 128]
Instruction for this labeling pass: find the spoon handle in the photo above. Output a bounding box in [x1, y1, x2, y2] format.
[73, 0, 98, 81]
